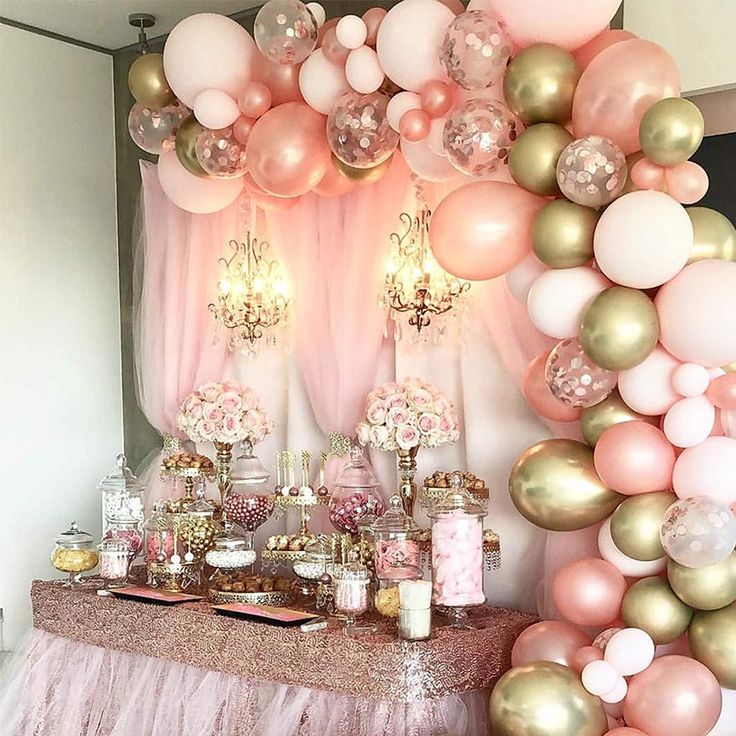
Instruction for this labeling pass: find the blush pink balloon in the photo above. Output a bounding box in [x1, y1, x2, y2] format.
[663, 395, 716, 448]
[244, 173, 302, 211]
[400, 138, 459, 182]
[316, 17, 338, 45]
[345, 46, 385, 94]
[237, 81, 272, 119]
[400, 109, 431, 142]
[672, 362, 711, 398]
[570, 645, 604, 674]
[574, 29, 638, 70]
[665, 161, 709, 204]
[606, 730, 648, 736]
[387, 91, 422, 132]
[253, 55, 303, 105]
[523, 351, 582, 423]
[440, 0, 465, 13]
[232, 115, 255, 145]
[552, 558, 627, 627]
[321, 26, 349, 65]
[313, 163, 355, 198]
[429, 181, 546, 280]
[630, 157, 666, 190]
[193, 89, 240, 129]
[336, 15, 368, 50]
[299, 49, 349, 114]
[624, 655, 722, 736]
[511, 620, 591, 667]
[594, 421, 676, 495]
[505, 252, 548, 304]
[673, 436, 736, 505]
[618, 346, 680, 416]
[707, 374, 736, 410]
[420, 80, 454, 118]
[362, 8, 387, 46]
[573, 39, 680, 155]
[246, 102, 330, 198]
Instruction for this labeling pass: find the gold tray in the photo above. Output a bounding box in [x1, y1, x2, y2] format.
[160, 465, 216, 480]
[209, 589, 291, 606]
[271, 494, 331, 508]
[421, 485, 489, 503]
[260, 549, 307, 563]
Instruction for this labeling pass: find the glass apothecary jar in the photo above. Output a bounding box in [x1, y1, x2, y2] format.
[373, 495, 419, 578]
[98, 536, 131, 589]
[205, 526, 257, 572]
[333, 556, 375, 634]
[51, 521, 99, 588]
[181, 494, 220, 560]
[293, 536, 335, 582]
[99, 454, 145, 541]
[374, 555, 422, 618]
[329, 446, 385, 535]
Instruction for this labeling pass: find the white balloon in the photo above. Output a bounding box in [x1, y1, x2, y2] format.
[582, 660, 619, 697]
[345, 46, 385, 94]
[298, 49, 349, 114]
[598, 518, 668, 578]
[594, 191, 693, 289]
[387, 91, 422, 132]
[427, 116, 448, 157]
[305, 2, 326, 28]
[664, 395, 716, 448]
[193, 89, 240, 129]
[526, 267, 611, 339]
[400, 138, 459, 182]
[672, 362, 711, 397]
[336, 15, 368, 49]
[706, 687, 736, 736]
[618, 346, 681, 416]
[505, 252, 547, 304]
[599, 675, 628, 704]
[604, 628, 655, 676]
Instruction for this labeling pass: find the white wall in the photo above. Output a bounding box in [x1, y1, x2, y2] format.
[0, 25, 123, 649]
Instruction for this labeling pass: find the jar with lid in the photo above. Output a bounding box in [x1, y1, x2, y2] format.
[428, 473, 487, 628]
[332, 554, 376, 635]
[98, 536, 131, 589]
[99, 454, 145, 548]
[374, 553, 422, 618]
[51, 521, 99, 588]
[373, 495, 419, 578]
[329, 446, 385, 535]
[181, 491, 220, 560]
[205, 524, 257, 573]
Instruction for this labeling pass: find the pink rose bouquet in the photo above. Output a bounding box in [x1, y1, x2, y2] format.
[177, 381, 274, 445]
[356, 377, 460, 452]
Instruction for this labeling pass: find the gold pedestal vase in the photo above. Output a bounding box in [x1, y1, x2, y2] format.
[397, 446, 419, 517]
[214, 441, 233, 520]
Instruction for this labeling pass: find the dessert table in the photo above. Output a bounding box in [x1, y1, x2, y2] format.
[0, 580, 536, 736]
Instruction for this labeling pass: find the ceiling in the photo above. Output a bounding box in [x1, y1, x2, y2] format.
[0, 0, 262, 51]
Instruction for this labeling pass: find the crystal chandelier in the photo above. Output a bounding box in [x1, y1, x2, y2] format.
[381, 206, 470, 339]
[209, 233, 289, 351]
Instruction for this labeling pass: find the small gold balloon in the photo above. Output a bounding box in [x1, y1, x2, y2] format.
[668, 552, 736, 611]
[580, 287, 659, 371]
[639, 97, 705, 167]
[689, 603, 736, 688]
[489, 661, 608, 736]
[687, 207, 736, 264]
[503, 44, 581, 125]
[509, 439, 623, 532]
[175, 115, 207, 178]
[724, 361, 736, 374]
[128, 53, 175, 110]
[622, 576, 693, 644]
[580, 389, 659, 446]
[532, 199, 599, 268]
[332, 153, 393, 184]
[611, 491, 676, 561]
[509, 124, 573, 196]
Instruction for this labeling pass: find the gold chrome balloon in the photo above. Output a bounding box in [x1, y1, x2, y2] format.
[509, 439, 623, 532]
[639, 97, 705, 167]
[332, 153, 393, 184]
[622, 576, 693, 644]
[532, 199, 599, 268]
[611, 491, 675, 561]
[580, 389, 658, 446]
[687, 207, 736, 264]
[509, 124, 573, 196]
[724, 361, 736, 374]
[668, 552, 736, 611]
[580, 287, 659, 371]
[689, 603, 736, 688]
[503, 44, 580, 125]
[175, 115, 207, 178]
[128, 53, 175, 110]
[489, 661, 608, 736]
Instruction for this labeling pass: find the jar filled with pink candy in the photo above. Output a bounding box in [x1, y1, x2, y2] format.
[372, 495, 420, 577]
[429, 473, 487, 628]
[329, 446, 385, 535]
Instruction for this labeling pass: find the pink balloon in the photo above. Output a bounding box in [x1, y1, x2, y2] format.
[237, 81, 272, 119]
[654, 633, 691, 658]
[619, 346, 681, 416]
[630, 158, 666, 190]
[511, 620, 591, 667]
[336, 15, 368, 50]
[245, 173, 302, 211]
[400, 109, 431, 143]
[362, 8, 387, 47]
[246, 102, 330, 197]
[299, 49, 349, 114]
[523, 352, 582, 422]
[488, 0, 620, 50]
[707, 374, 736, 410]
[387, 91, 422, 133]
[552, 558, 627, 627]
[430, 182, 546, 280]
[672, 363, 711, 398]
[313, 163, 355, 198]
[673, 436, 736, 505]
[316, 17, 338, 45]
[426, 116, 447, 157]
[606, 730, 648, 736]
[232, 116, 255, 145]
[598, 518, 668, 578]
[193, 89, 240, 129]
[252, 55, 303, 105]
[157, 150, 243, 214]
[505, 252, 548, 303]
[594, 421, 676, 495]
[345, 46, 385, 94]
[439, 0, 465, 14]
[624, 655, 722, 736]
[574, 29, 638, 70]
[663, 396, 716, 448]
[400, 137, 459, 182]
[656, 260, 736, 367]
[573, 40, 680, 155]
[665, 161, 710, 204]
[570, 645, 604, 674]
[320, 27, 349, 65]
[420, 80, 454, 118]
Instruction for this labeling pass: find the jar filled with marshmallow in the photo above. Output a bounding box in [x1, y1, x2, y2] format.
[98, 536, 131, 589]
[332, 554, 375, 635]
[372, 494, 419, 578]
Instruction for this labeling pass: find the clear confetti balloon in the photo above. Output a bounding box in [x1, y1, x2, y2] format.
[592, 627, 622, 651]
[557, 135, 627, 208]
[195, 127, 248, 179]
[442, 95, 518, 177]
[327, 90, 398, 169]
[440, 10, 512, 90]
[254, 0, 318, 65]
[545, 337, 617, 408]
[128, 100, 188, 154]
[661, 496, 736, 568]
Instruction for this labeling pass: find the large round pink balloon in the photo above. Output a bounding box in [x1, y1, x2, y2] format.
[376, 0, 454, 92]
[618, 346, 680, 416]
[157, 150, 243, 214]
[511, 620, 591, 667]
[624, 655, 722, 736]
[400, 138, 459, 182]
[655, 260, 736, 368]
[663, 396, 716, 448]
[594, 421, 676, 495]
[246, 102, 330, 198]
[429, 181, 546, 280]
[298, 49, 349, 114]
[523, 352, 582, 423]
[163, 13, 256, 108]
[598, 518, 667, 578]
[574, 29, 637, 70]
[594, 191, 693, 289]
[573, 39, 680, 155]
[673, 436, 736, 505]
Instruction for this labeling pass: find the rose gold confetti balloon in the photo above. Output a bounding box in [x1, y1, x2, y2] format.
[440, 10, 512, 90]
[128, 100, 188, 154]
[195, 127, 248, 179]
[327, 90, 398, 168]
[254, 0, 318, 65]
[557, 135, 627, 208]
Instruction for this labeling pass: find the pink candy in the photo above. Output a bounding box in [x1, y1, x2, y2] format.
[224, 493, 274, 531]
[329, 492, 385, 535]
[376, 539, 420, 576]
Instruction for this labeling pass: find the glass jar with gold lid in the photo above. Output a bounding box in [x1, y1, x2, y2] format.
[52, 521, 99, 588]
[372, 494, 419, 579]
[329, 446, 385, 535]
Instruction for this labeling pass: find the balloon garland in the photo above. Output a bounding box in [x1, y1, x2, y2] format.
[126, 2, 736, 734]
